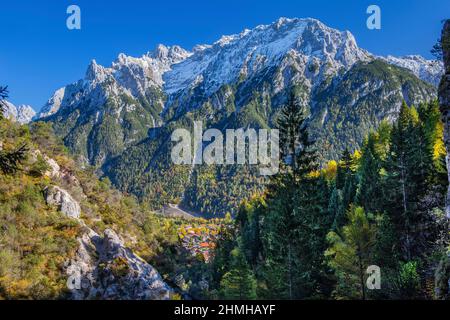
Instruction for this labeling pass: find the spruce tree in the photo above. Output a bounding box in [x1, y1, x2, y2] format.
[331, 148, 357, 229]
[261, 187, 301, 299]
[355, 133, 383, 214]
[219, 246, 257, 300]
[295, 175, 333, 298]
[0, 85, 27, 174]
[261, 87, 323, 299]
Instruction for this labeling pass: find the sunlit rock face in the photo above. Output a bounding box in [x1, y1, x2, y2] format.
[1, 101, 36, 124]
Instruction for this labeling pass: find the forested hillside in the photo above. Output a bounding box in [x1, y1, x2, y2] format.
[205, 98, 450, 299]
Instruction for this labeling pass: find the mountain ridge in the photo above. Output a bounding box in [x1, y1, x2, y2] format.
[38, 17, 442, 120]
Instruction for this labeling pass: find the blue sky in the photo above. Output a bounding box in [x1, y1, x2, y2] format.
[0, 0, 449, 110]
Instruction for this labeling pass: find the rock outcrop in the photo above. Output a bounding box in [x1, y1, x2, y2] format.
[436, 19, 450, 300]
[66, 227, 173, 300]
[44, 186, 81, 219]
[38, 154, 173, 300]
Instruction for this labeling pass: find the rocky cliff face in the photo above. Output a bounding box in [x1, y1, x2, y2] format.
[39, 153, 173, 300]
[67, 226, 173, 300]
[436, 19, 450, 300]
[44, 186, 81, 219]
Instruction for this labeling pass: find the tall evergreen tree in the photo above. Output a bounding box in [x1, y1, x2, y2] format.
[261, 87, 325, 299]
[331, 149, 357, 229]
[326, 206, 377, 300]
[355, 133, 383, 213]
[0, 85, 27, 174]
[294, 175, 333, 298]
[219, 245, 257, 300]
[385, 101, 435, 260]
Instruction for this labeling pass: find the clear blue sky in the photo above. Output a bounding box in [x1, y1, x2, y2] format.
[0, 0, 449, 110]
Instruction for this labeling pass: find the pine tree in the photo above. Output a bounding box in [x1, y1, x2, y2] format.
[0, 144, 28, 175]
[385, 101, 435, 260]
[419, 101, 448, 189]
[294, 175, 333, 298]
[331, 148, 357, 229]
[325, 206, 377, 300]
[260, 87, 311, 299]
[236, 196, 265, 267]
[276, 88, 318, 180]
[355, 133, 383, 213]
[336, 149, 353, 189]
[219, 246, 257, 300]
[261, 187, 300, 299]
[278, 90, 303, 176]
[260, 87, 329, 299]
[328, 186, 345, 230]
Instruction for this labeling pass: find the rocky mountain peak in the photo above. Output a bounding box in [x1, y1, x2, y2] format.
[151, 44, 191, 63]
[1, 100, 36, 124]
[162, 17, 372, 95]
[16, 104, 37, 123]
[85, 59, 110, 83]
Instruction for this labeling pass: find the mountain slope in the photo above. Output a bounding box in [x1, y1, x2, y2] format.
[310, 59, 437, 159]
[0, 119, 178, 299]
[382, 55, 443, 87]
[40, 46, 189, 166]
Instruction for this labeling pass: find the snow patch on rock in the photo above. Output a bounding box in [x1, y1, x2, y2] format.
[382, 55, 444, 86]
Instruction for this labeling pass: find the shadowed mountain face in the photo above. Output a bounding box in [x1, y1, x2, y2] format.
[39, 18, 441, 216]
[439, 20, 450, 219]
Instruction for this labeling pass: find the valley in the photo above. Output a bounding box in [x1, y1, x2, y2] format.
[1, 15, 449, 301]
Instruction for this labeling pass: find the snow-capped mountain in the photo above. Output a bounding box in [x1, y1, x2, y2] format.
[382, 55, 443, 87]
[38, 17, 441, 215]
[2, 101, 36, 124]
